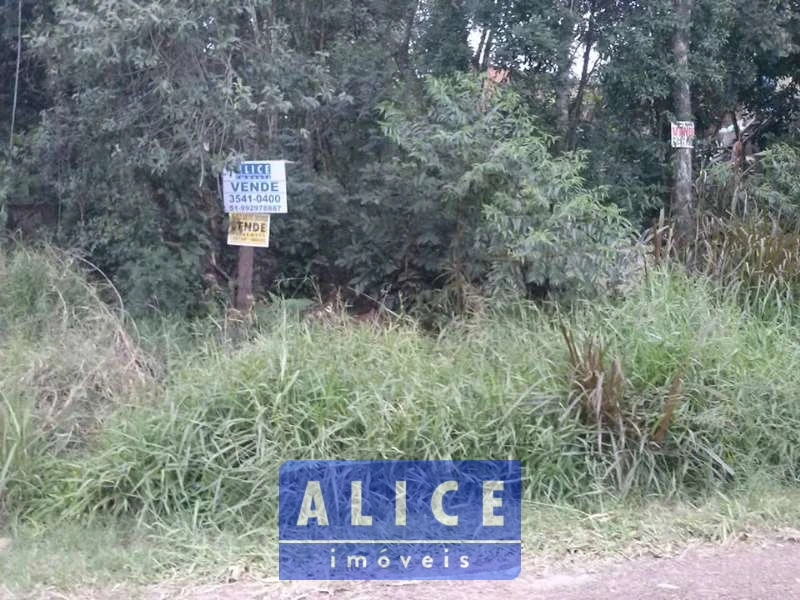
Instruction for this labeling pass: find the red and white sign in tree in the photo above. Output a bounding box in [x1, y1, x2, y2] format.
[671, 121, 695, 149]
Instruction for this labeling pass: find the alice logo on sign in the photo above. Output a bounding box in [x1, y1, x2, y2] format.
[296, 479, 506, 528]
[279, 460, 521, 581]
[237, 162, 271, 177]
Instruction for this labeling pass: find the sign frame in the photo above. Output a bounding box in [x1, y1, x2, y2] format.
[278, 460, 522, 581]
[222, 160, 288, 214]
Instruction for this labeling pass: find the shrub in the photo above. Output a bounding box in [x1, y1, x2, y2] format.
[378, 73, 633, 303]
[689, 145, 800, 316]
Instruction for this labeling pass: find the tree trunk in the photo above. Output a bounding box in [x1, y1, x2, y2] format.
[671, 0, 693, 246]
[9, 0, 23, 154]
[480, 28, 494, 69]
[554, 57, 572, 152]
[473, 27, 489, 70]
[554, 3, 577, 153]
[567, 3, 596, 151]
[397, 0, 419, 73]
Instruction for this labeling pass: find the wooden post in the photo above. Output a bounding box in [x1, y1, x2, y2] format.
[235, 246, 255, 312]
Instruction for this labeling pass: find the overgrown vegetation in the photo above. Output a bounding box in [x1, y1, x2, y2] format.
[2, 0, 800, 590]
[2, 248, 799, 546]
[3, 1, 800, 313]
[678, 144, 800, 316]
[0, 248, 154, 510]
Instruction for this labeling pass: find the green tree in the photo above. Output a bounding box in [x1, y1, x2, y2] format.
[594, 0, 797, 226]
[1, 0, 51, 151]
[18, 0, 334, 311]
[379, 73, 631, 300]
[418, 0, 473, 75]
[5, 0, 800, 315]
[1, 0, 53, 233]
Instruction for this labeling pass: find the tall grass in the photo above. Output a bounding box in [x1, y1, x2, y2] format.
[0, 246, 154, 513]
[2, 247, 800, 534]
[690, 148, 800, 318]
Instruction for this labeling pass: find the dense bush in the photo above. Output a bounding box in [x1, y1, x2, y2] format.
[686, 145, 800, 316]
[378, 74, 633, 301]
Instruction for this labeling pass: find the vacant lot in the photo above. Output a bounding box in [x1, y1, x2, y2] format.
[2, 250, 800, 596]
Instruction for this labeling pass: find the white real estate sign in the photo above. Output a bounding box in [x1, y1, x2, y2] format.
[671, 121, 695, 149]
[222, 160, 288, 214]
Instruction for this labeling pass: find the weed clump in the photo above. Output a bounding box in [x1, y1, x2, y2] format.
[0, 246, 154, 513]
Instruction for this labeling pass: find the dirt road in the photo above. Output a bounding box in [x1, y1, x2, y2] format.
[5, 540, 800, 599]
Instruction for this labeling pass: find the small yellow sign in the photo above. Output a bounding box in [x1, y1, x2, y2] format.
[228, 213, 270, 247]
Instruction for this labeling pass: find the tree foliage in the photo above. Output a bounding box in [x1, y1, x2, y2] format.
[1, 0, 800, 314]
[380, 73, 631, 298]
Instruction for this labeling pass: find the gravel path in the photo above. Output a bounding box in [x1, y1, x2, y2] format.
[5, 540, 800, 600]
